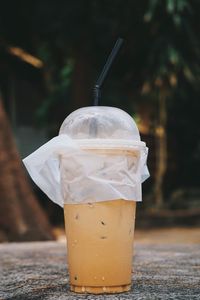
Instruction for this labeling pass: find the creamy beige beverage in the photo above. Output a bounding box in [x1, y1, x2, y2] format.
[64, 199, 136, 294]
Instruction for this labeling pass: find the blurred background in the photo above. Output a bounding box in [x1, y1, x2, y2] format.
[0, 0, 200, 242]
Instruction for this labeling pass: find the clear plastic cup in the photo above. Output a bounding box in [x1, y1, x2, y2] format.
[59, 106, 147, 294]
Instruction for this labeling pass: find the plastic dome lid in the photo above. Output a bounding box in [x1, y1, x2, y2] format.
[59, 106, 145, 149]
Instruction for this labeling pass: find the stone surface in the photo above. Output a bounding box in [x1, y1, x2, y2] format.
[0, 241, 200, 300]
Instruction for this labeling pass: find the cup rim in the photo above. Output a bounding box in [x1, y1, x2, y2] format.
[74, 138, 146, 150]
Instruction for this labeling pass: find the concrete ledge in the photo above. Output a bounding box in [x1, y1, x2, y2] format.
[0, 241, 200, 299]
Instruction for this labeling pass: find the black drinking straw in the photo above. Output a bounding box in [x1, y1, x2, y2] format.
[93, 38, 124, 106]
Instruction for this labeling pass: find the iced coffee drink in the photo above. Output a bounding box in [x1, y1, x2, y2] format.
[23, 106, 149, 295]
[64, 199, 136, 294]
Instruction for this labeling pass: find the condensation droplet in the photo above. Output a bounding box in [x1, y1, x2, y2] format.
[102, 287, 107, 292]
[102, 276, 105, 281]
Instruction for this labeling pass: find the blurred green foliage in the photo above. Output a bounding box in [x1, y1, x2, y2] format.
[35, 58, 74, 125]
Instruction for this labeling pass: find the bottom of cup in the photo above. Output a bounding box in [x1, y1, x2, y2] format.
[70, 284, 131, 294]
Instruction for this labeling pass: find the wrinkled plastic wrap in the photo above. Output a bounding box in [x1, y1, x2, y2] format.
[23, 135, 149, 207]
[23, 107, 149, 207]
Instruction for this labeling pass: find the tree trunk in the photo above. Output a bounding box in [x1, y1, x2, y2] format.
[0, 97, 54, 242]
[154, 88, 168, 207]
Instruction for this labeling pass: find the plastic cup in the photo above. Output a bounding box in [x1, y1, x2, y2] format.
[59, 106, 148, 294]
[62, 147, 137, 293]
[22, 106, 149, 294]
